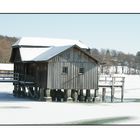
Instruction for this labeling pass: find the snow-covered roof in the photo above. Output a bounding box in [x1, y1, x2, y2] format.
[34, 45, 72, 61]
[20, 45, 74, 61]
[0, 63, 13, 71]
[12, 37, 89, 49]
[20, 47, 51, 61]
[11, 37, 98, 63]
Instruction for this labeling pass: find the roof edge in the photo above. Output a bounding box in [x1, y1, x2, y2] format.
[73, 45, 100, 64]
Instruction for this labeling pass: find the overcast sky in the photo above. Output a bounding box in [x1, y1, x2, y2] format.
[0, 14, 140, 55]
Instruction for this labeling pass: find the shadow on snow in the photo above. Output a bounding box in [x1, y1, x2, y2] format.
[0, 92, 32, 102]
[66, 116, 134, 125]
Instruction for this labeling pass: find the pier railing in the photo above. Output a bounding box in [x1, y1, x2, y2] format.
[0, 72, 19, 82]
[99, 75, 125, 87]
[0, 72, 35, 84]
[99, 75, 125, 102]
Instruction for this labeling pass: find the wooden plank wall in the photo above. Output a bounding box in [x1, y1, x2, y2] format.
[14, 62, 48, 88]
[13, 47, 98, 90]
[47, 47, 98, 89]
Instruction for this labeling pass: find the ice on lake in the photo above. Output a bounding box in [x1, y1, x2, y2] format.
[0, 75, 140, 125]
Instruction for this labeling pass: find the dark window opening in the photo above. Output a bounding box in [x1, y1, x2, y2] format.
[62, 67, 68, 74]
[79, 67, 84, 74]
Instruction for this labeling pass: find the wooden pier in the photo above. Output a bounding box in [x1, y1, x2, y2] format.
[0, 72, 125, 103]
[0, 72, 19, 83]
[99, 75, 125, 102]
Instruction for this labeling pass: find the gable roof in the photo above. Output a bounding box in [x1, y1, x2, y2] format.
[18, 45, 99, 63]
[12, 37, 89, 49]
[33, 45, 72, 61]
[11, 37, 99, 63]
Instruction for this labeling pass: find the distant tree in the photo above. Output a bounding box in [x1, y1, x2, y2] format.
[136, 51, 140, 70]
[0, 35, 18, 63]
[90, 48, 100, 60]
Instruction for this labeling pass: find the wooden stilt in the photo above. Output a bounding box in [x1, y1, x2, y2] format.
[111, 87, 114, 102]
[34, 86, 38, 99]
[93, 89, 98, 102]
[85, 89, 91, 102]
[67, 89, 72, 102]
[102, 88, 106, 102]
[39, 88, 45, 101]
[94, 89, 101, 102]
[22, 86, 26, 97]
[13, 84, 18, 96]
[25, 86, 28, 97]
[121, 77, 125, 102]
[56, 89, 62, 102]
[50, 89, 56, 102]
[18, 85, 22, 97]
[121, 87, 124, 102]
[63, 89, 68, 102]
[78, 90, 84, 102]
[111, 77, 115, 103]
[71, 89, 78, 102]
[46, 89, 52, 101]
[27, 87, 34, 99]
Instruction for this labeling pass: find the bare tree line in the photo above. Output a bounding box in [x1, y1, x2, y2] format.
[90, 48, 140, 74]
[0, 35, 139, 75]
[0, 35, 18, 63]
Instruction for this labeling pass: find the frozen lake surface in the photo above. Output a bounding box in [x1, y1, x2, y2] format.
[0, 75, 140, 125]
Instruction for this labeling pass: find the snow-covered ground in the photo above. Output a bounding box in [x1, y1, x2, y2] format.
[0, 75, 140, 125]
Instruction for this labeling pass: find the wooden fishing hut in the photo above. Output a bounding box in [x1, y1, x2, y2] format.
[10, 37, 99, 102]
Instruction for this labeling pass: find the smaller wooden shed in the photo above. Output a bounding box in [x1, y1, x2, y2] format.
[10, 37, 99, 102]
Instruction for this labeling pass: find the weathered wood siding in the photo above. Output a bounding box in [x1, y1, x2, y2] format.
[12, 47, 98, 90]
[14, 62, 48, 88]
[35, 63, 48, 88]
[47, 47, 98, 89]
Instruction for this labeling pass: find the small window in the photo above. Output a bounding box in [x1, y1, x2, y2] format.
[79, 67, 84, 74]
[62, 67, 68, 74]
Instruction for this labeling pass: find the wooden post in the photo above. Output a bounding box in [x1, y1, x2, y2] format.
[85, 89, 91, 102]
[67, 89, 72, 102]
[22, 86, 26, 97]
[34, 86, 38, 99]
[71, 89, 78, 102]
[28, 87, 35, 99]
[111, 77, 115, 103]
[13, 84, 18, 97]
[93, 89, 98, 102]
[63, 89, 68, 102]
[121, 77, 125, 102]
[39, 88, 45, 101]
[17, 85, 21, 97]
[78, 90, 84, 102]
[46, 89, 52, 101]
[25, 86, 29, 97]
[50, 89, 56, 102]
[102, 88, 106, 102]
[56, 89, 62, 102]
